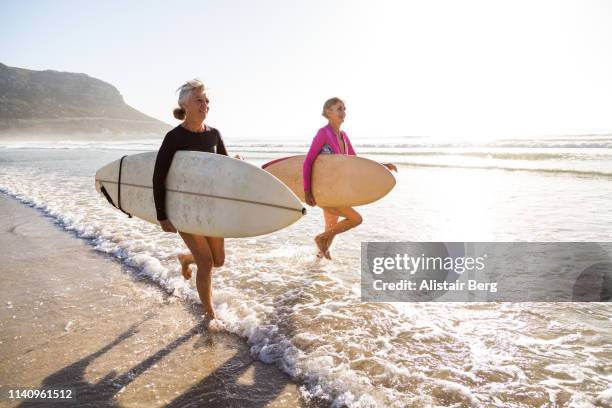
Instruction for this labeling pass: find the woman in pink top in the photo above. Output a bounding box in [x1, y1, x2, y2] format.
[304, 97, 397, 259]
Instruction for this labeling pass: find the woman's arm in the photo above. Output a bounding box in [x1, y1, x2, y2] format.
[152, 133, 176, 222]
[216, 130, 229, 156]
[303, 128, 326, 193]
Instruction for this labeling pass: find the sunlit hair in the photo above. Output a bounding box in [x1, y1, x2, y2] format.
[322, 97, 345, 119]
[173, 79, 206, 120]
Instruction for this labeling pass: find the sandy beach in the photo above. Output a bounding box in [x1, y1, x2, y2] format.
[0, 193, 313, 408]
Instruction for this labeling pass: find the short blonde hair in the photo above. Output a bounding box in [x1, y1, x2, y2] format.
[173, 79, 206, 120]
[322, 97, 344, 119]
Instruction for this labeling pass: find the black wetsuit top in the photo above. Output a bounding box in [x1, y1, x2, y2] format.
[152, 125, 228, 220]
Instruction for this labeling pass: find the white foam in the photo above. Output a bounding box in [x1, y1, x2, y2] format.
[432, 379, 480, 406]
[595, 387, 612, 407]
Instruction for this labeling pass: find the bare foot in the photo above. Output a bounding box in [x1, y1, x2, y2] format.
[315, 234, 328, 258]
[177, 253, 192, 280]
[204, 304, 217, 320]
[207, 318, 225, 332]
[315, 235, 332, 260]
[324, 249, 332, 260]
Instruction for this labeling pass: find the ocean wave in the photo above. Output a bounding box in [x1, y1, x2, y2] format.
[352, 141, 612, 149]
[395, 162, 612, 178]
[0, 139, 162, 151]
[3, 136, 612, 151]
[232, 148, 612, 160]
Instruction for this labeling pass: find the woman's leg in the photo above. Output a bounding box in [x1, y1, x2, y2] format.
[177, 236, 224, 278]
[316, 207, 362, 259]
[205, 237, 225, 268]
[179, 232, 217, 319]
[177, 252, 195, 280]
[316, 209, 339, 259]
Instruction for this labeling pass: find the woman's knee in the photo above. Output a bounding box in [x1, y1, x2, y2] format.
[350, 213, 363, 227]
[212, 253, 225, 268]
[325, 219, 338, 230]
[193, 252, 214, 271]
[206, 238, 225, 268]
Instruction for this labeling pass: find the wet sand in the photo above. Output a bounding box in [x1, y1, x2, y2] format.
[0, 194, 314, 408]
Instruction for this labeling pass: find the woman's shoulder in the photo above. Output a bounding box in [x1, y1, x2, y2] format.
[170, 125, 185, 134]
[164, 125, 184, 139]
[318, 123, 331, 132]
[206, 126, 223, 143]
[315, 124, 332, 138]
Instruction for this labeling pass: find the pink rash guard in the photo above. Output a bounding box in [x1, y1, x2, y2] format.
[303, 123, 356, 192]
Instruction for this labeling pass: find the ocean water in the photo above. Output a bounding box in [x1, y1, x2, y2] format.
[1, 135, 611, 407]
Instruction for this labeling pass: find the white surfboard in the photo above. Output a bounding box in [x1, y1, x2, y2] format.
[95, 151, 306, 238]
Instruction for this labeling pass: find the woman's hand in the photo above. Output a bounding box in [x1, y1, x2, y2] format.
[383, 163, 398, 172]
[234, 154, 244, 160]
[160, 219, 177, 233]
[305, 191, 317, 207]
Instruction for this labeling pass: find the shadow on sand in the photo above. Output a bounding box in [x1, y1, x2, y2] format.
[16, 310, 326, 408]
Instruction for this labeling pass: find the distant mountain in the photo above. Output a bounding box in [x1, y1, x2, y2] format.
[0, 63, 171, 135]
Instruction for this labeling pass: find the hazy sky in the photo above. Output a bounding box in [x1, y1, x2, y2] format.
[2, 0, 611, 139]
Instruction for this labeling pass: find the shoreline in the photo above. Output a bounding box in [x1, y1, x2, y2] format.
[0, 193, 315, 407]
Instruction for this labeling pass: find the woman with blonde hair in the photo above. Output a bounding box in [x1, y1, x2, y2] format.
[153, 79, 228, 320]
[303, 97, 397, 259]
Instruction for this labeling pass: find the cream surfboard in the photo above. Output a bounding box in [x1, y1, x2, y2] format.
[262, 155, 396, 207]
[95, 151, 306, 238]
